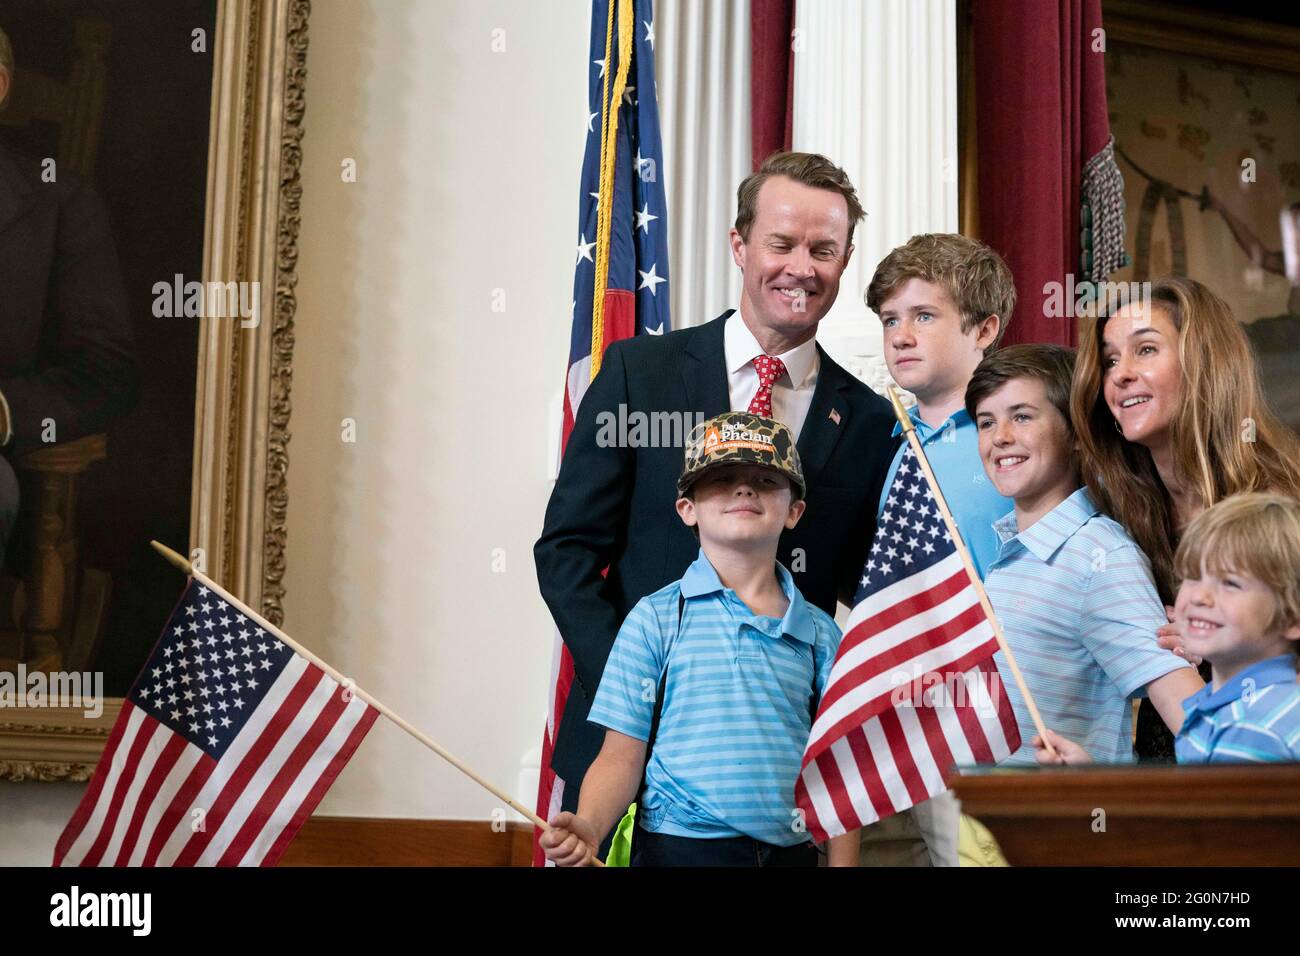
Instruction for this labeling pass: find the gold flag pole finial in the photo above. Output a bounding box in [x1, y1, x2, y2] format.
[150, 540, 193, 575]
[885, 385, 914, 435]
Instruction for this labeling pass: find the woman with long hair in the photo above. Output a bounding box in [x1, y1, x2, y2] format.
[1071, 276, 1300, 759]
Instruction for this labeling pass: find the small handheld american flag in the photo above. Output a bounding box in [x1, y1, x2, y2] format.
[795, 441, 1021, 842]
[55, 577, 377, 867]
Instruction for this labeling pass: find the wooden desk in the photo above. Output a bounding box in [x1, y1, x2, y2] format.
[951, 764, 1300, 866]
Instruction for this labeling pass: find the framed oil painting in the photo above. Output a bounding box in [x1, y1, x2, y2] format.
[0, 0, 306, 781]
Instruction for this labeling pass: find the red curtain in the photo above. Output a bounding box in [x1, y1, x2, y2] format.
[750, 0, 795, 170]
[973, 0, 1119, 347]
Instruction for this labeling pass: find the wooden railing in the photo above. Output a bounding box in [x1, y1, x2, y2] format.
[951, 763, 1300, 866]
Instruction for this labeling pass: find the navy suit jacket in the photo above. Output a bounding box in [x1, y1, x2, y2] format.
[534, 311, 899, 788]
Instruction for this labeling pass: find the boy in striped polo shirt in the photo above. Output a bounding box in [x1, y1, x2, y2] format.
[539, 411, 860, 866]
[864, 233, 1018, 865]
[1038, 492, 1300, 765]
[965, 345, 1203, 766]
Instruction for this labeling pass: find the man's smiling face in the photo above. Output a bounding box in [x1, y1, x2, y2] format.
[729, 175, 852, 348]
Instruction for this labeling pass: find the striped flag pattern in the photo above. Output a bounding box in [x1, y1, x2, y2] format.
[795, 444, 1020, 841]
[533, 0, 670, 865]
[54, 578, 376, 867]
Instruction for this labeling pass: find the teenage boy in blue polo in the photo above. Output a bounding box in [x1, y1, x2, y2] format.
[540, 412, 859, 866]
[860, 233, 1018, 865]
[867, 233, 1018, 580]
[965, 344, 1202, 765]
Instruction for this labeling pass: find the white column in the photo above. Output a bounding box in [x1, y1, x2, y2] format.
[656, 0, 752, 328]
[793, 0, 958, 392]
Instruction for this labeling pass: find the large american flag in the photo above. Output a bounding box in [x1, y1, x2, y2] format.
[55, 578, 376, 867]
[533, 0, 670, 865]
[795, 444, 1020, 842]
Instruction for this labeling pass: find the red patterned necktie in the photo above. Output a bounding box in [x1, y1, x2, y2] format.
[747, 354, 787, 418]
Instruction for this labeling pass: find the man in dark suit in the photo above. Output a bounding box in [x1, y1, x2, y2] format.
[535, 152, 898, 834]
[0, 32, 137, 550]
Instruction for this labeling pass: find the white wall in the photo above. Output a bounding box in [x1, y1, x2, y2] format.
[0, 782, 83, 866]
[280, 0, 587, 821]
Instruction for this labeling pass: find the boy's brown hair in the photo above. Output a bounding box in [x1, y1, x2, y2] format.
[1174, 492, 1300, 641]
[866, 233, 1017, 352]
[735, 151, 866, 250]
[964, 344, 1077, 426]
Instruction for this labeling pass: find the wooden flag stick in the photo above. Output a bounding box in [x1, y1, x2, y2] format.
[883, 390, 1057, 759]
[149, 540, 605, 865]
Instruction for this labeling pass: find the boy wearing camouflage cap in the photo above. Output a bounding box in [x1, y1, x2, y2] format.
[540, 412, 859, 866]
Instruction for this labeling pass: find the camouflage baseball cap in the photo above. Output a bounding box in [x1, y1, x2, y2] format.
[677, 411, 805, 499]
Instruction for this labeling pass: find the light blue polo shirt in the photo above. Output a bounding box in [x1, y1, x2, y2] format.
[1175, 655, 1300, 764]
[879, 407, 1010, 580]
[986, 487, 1194, 766]
[587, 548, 841, 846]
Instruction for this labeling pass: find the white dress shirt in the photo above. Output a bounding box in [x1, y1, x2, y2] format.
[723, 311, 820, 440]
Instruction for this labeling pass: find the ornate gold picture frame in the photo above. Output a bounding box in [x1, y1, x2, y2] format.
[0, 0, 308, 781]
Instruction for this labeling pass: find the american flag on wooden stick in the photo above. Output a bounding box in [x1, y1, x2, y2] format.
[55, 578, 377, 867]
[795, 444, 1020, 841]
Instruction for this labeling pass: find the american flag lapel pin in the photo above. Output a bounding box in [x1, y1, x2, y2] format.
[828, 408, 841, 426]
